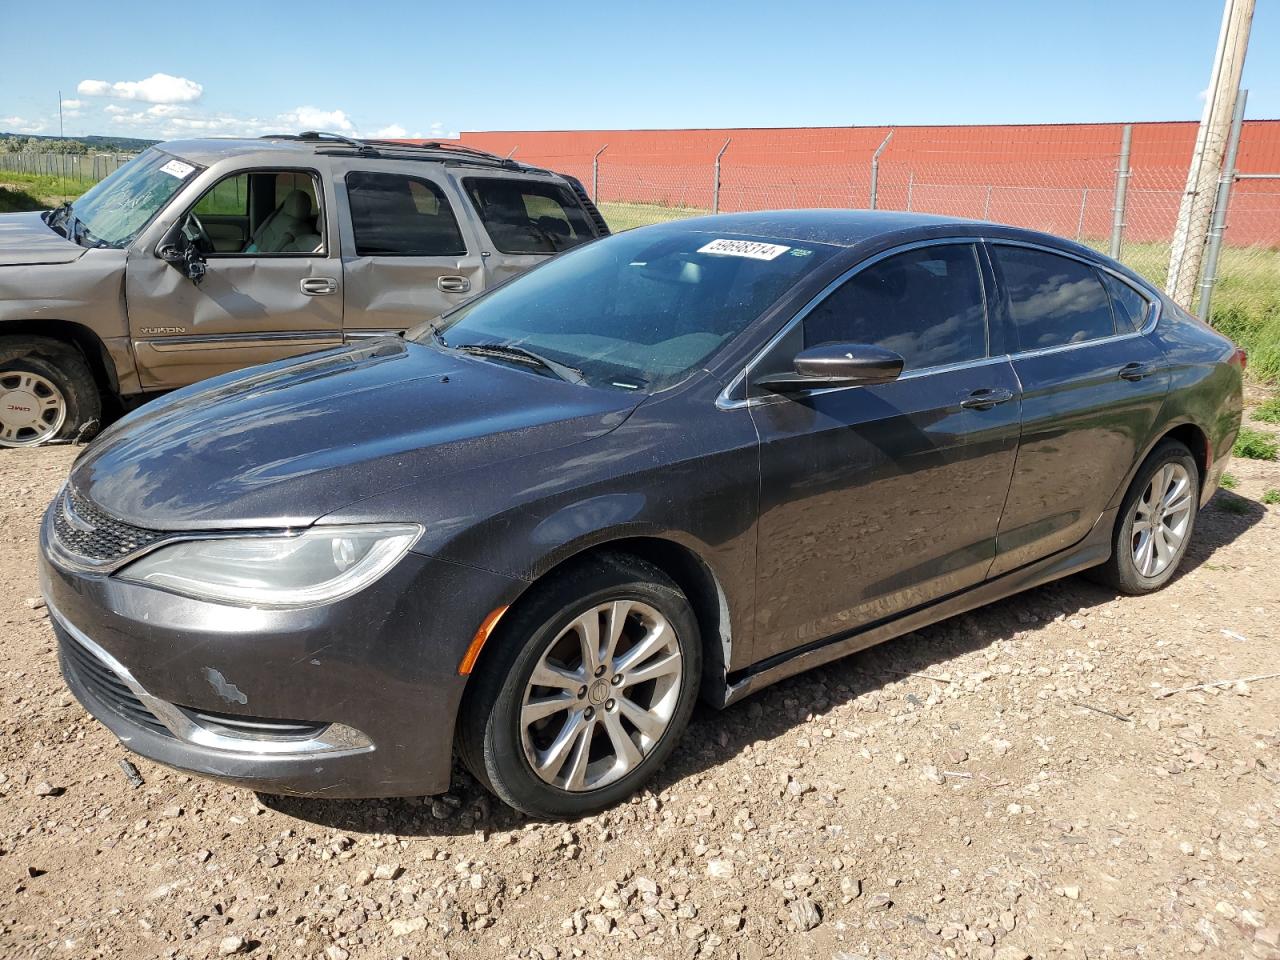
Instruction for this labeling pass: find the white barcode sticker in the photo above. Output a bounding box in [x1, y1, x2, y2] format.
[159, 159, 196, 179]
[697, 238, 791, 260]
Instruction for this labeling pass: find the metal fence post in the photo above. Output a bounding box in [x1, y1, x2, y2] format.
[591, 144, 608, 203]
[906, 172, 914, 211]
[712, 138, 731, 214]
[983, 185, 993, 219]
[869, 130, 893, 210]
[1198, 89, 1248, 323]
[1109, 124, 1132, 259]
[1076, 187, 1089, 240]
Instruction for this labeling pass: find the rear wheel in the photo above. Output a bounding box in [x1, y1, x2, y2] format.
[458, 554, 701, 819]
[1093, 440, 1199, 594]
[0, 337, 102, 447]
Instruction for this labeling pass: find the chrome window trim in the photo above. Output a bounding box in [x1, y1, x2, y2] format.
[50, 605, 372, 757]
[138, 330, 342, 351]
[716, 237, 992, 411]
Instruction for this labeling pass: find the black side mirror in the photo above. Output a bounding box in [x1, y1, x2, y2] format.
[756, 342, 905, 393]
[156, 221, 207, 285]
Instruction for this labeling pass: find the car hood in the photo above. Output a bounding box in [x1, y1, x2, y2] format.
[70, 338, 643, 529]
[0, 211, 88, 266]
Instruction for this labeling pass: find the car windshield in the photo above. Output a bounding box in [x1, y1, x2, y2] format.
[63, 147, 201, 248]
[413, 227, 839, 390]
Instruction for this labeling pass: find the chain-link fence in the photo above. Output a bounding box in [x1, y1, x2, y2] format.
[0, 151, 133, 185]
[462, 123, 1280, 346]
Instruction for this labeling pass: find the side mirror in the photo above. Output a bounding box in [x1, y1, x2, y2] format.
[756, 342, 905, 393]
[156, 221, 207, 285]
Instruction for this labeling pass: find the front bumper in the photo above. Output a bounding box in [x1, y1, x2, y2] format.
[39, 504, 523, 798]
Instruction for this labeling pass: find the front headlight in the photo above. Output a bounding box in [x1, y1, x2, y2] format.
[116, 524, 422, 608]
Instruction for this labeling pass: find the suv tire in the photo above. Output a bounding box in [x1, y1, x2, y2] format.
[0, 336, 102, 448]
[459, 554, 701, 819]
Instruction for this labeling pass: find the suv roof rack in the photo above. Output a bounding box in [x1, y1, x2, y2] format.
[259, 131, 529, 170]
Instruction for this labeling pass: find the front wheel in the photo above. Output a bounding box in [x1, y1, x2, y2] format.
[1093, 440, 1199, 594]
[0, 336, 102, 448]
[458, 554, 701, 819]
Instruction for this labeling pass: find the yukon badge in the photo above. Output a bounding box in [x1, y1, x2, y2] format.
[139, 326, 187, 335]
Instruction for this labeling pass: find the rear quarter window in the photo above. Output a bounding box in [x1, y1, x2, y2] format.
[1100, 271, 1152, 332]
[992, 245, 1116, 352]
[464, 177, 595, 255]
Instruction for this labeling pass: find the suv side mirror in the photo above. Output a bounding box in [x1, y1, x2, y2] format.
[756, 342, 905, 393]
[156, 221, 207, 285]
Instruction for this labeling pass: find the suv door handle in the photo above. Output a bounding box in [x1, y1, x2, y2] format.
[437, 275, 471, 294]
[1118, 361, 1156, 381]
[300, 277, 338, 296]
[960, 387, 1015, 410]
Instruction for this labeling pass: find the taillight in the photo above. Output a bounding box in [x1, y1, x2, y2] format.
[1231, 347, 1248, 371]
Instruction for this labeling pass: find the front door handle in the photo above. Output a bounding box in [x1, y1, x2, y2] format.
[300, 277, 338, 296]
[960, 387, 1015, 410]
[1119, 361, 1155, 381]
[437, 275, 471, 294]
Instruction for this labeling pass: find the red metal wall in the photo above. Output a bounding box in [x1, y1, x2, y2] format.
[434, 121, 1280, 246]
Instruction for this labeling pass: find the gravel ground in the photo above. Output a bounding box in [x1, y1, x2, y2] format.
[2, 407, 1279, 960]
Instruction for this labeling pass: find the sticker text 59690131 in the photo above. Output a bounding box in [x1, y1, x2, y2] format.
[697, 238, 792, 261]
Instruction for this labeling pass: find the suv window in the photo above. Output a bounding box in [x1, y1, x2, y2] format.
[1100, 271, 1151, 332]
[992, 246, 1116, 351]
[188, 169, 324, 255]
[802, 244, 988, 372]
[346, 171, 466, 257]
[464, 177, 595, 254]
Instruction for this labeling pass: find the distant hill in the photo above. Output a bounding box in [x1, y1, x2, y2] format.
[1, 132, 158, 152]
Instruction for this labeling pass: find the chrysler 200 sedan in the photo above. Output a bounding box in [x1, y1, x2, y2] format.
[40, 211, 1243, 818]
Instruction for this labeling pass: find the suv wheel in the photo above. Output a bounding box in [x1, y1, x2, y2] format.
[1093, 440, 1199, 594]
[0, 337, 102, 448]
[459, 554, 701, 819]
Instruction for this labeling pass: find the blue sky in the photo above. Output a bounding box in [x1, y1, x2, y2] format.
[2, 0, 1278, 140]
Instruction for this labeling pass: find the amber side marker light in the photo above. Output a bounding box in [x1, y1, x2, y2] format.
[458, 605, 509, 675]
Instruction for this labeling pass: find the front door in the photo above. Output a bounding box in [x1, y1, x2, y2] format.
[749, 242, 1022, 661]
[986, 243, 1170, 576]
[338, 168, 486, 338]
[126, 168, 343, 390]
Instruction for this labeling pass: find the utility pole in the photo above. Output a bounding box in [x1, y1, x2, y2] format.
[1166, 0, 1254, 309]
[58, 90, 64, 138]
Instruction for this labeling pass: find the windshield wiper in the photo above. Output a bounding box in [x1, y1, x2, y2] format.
[44, 202, 72, 238]
[455, 343, 587, 385]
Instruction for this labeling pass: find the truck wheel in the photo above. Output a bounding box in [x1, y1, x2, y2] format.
[0, 337, 103, 448]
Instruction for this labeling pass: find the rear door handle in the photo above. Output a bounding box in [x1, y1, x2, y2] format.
[960, 387, 1015, 410]
[300, 277, 338, 296]
[437, 275, 471, 294]
[1119, 361, 1156, 381]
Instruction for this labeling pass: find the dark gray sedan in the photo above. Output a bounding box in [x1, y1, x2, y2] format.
[39, 211, 1244, 818]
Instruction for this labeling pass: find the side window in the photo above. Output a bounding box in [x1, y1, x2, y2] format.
[802, 244, 988, 372]
[464, 177, 595, 254]
[992, 246, 1116, 351]
[187, 170, 324, 255]
[346, 171, 466, 257]
[1100, 271, 1151, 332]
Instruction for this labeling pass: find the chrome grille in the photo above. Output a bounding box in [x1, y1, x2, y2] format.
[51, 487, 166, 565]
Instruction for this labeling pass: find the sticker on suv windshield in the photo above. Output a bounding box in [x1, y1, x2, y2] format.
[159, 159, 196, 179]
[697, 238, 791, 260]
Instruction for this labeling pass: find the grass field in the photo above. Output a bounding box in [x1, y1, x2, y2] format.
[4, 176, 1276, 382]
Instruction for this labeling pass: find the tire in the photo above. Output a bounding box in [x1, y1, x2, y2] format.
[1092, 440, 1199, 595]
[458, 554, 702, 819]
[0, 336, 102, 448]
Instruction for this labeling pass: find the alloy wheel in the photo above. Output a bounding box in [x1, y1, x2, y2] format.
[0, 370, 67, 447]
[1131, 462, 1193, 578]
[520, 599, 683, 792]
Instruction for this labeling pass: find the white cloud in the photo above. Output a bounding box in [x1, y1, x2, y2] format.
[2, 116, 48, 133]
[77, 73, 203, 104]
[284, 106, 353, 132]
[103, 104, 128, 115]
[60, 98, 82, 109]
[372, 123, 408, 139]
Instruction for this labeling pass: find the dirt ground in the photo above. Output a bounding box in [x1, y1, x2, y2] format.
[2, 407, 1279, 960]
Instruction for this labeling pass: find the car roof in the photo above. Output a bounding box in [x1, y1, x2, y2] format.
[155, 133, 552, 176]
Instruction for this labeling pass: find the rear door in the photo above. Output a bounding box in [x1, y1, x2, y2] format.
[986, 242, 1169, 576]
[460, 174, 601, 286]
[338, 166, 487, 339]
[126, 167, 343, 390]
